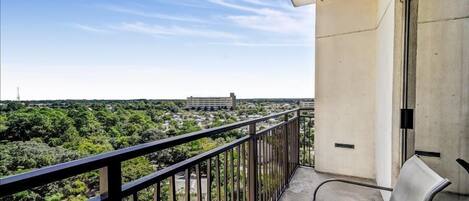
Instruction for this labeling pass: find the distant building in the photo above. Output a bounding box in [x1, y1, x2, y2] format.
[186, 93, 236, 110]
[299, 101, 314, 108]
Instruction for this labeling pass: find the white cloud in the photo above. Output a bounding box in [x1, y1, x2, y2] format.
[240, 0, 289, 8]
[208, 0, 314, 36]
[208, 0, 261, 13]
[112, 22, 241, 39]
[153, 0, 214, 9]
[72, 24, 111, 33]
[103, 5, 207, 23]
[227, 10, 311, 35]
[209, 41, 312, 47]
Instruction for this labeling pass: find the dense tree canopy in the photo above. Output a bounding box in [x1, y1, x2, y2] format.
[0, 99, 300, 201]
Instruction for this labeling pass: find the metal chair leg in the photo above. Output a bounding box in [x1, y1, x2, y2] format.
[312, 178, 393, 201]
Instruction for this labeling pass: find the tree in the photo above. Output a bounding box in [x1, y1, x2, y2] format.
[1, 108, 78, 145]
[0, 141, 83, 201]
[140, 128, 167, 143]
[67, 107, 103, 137]
[178, 120, 201, 135]
[72, 135, 114, 156]
[0, 114, 7, 134]
[94, 110, 118, 134]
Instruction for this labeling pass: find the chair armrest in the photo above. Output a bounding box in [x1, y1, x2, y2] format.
[426, 178, 451, 201]
[313, 178, 393, 201]
[456, 158, 469, 174]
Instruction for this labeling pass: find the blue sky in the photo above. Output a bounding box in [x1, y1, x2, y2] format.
[1, 0, 315, 100]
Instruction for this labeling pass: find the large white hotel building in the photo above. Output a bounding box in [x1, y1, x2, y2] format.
[186, 93, 236, 110]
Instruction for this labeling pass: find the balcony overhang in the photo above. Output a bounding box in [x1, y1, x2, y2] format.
[291, 0, 315, 7]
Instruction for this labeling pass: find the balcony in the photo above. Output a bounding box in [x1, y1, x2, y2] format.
[1, 0, 468, 200]
[1, 106, 467, 201]
[0, 108, 315, 201]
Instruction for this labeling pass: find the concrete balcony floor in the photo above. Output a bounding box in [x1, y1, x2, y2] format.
[280, 167, 469, 201]
[280, 167, 383, 201]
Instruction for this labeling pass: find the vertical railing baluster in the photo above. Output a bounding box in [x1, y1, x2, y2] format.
[154, 181, 161, 201]
[274, 129, 280, 198]
[170, 175, 176, 201]
[289, 122, 292, 175]
[236, 145, 241, 201]
[259, 135, 263, 201]
[270, 132, 273, 201]
[308, 117, 313, 166]
[242, 143, 247, 201]
[305, 117, 308, 166]
[258, 135, 262, 201]
[274, 129, 277, 199]
[224, 151, 228, 201]
[277, 127, 281, 198]
[266, 134, 269, 201]
[268, 131, 272, 201]
[264, 134, 267, 201]
[99, 162, 122, 200]
[273, 129, 276, 199]
[288, 121, 296, 174]
[231, 149, 235, 201]
[196, 164, 202, 201]
[186, 168, 191, 201]
[266, 133, 269, 201]
[248, 123, 257, 201]
[283, 115, 289, 188]
[297, 110, 301, 168]
[296, 117, 299, 168]
[263, 134, 267, 201]
[294, 118, 297, 169]
[303, 117, 306, 165]
[297, 117, 300, 168]
[279, 127, 283, 189]
[216, 155, 221, 201]
[207, 158, 212, 201]
[133, 192, 138, 201]
[283, 126, 286, 189]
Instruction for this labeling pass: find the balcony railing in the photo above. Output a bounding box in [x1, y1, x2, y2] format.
[0, 108, 314, 201]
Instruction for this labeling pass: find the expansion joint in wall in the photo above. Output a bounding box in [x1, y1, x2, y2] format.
[317, 0, 393, 39]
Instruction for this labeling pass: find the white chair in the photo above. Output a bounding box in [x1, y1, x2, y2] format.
[313, 155, 451, 201]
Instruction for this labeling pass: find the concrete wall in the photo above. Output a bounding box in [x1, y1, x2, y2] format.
[314, 0, 468, 197]
[414, 0, 469, 194]
[315, 0, 377, 179]
[315, 2, 403, 198]
[374, 0, 397, 199]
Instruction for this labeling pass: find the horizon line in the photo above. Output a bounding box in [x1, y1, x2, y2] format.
[0, 97, 314, 102]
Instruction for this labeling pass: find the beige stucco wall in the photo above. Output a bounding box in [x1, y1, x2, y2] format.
[414, 0, 469, 194]
[315, 0, 377, 179]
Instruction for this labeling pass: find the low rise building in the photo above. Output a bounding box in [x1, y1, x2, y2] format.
[186, 93, 236, 110]
[299, 101, 314, 108]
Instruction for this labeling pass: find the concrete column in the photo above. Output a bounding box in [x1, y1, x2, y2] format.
[315, 0, 377, 179]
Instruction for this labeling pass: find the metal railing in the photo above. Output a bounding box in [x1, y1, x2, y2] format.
[299, 108, 314, 167]
[0, 108, 314, 201]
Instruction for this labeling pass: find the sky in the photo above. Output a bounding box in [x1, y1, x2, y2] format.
[0, 0, 315, 100]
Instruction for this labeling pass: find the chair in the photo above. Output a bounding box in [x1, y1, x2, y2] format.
[313, 155, 451, 201]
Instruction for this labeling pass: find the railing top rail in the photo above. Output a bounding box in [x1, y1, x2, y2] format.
[0, 108, 300, 196]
